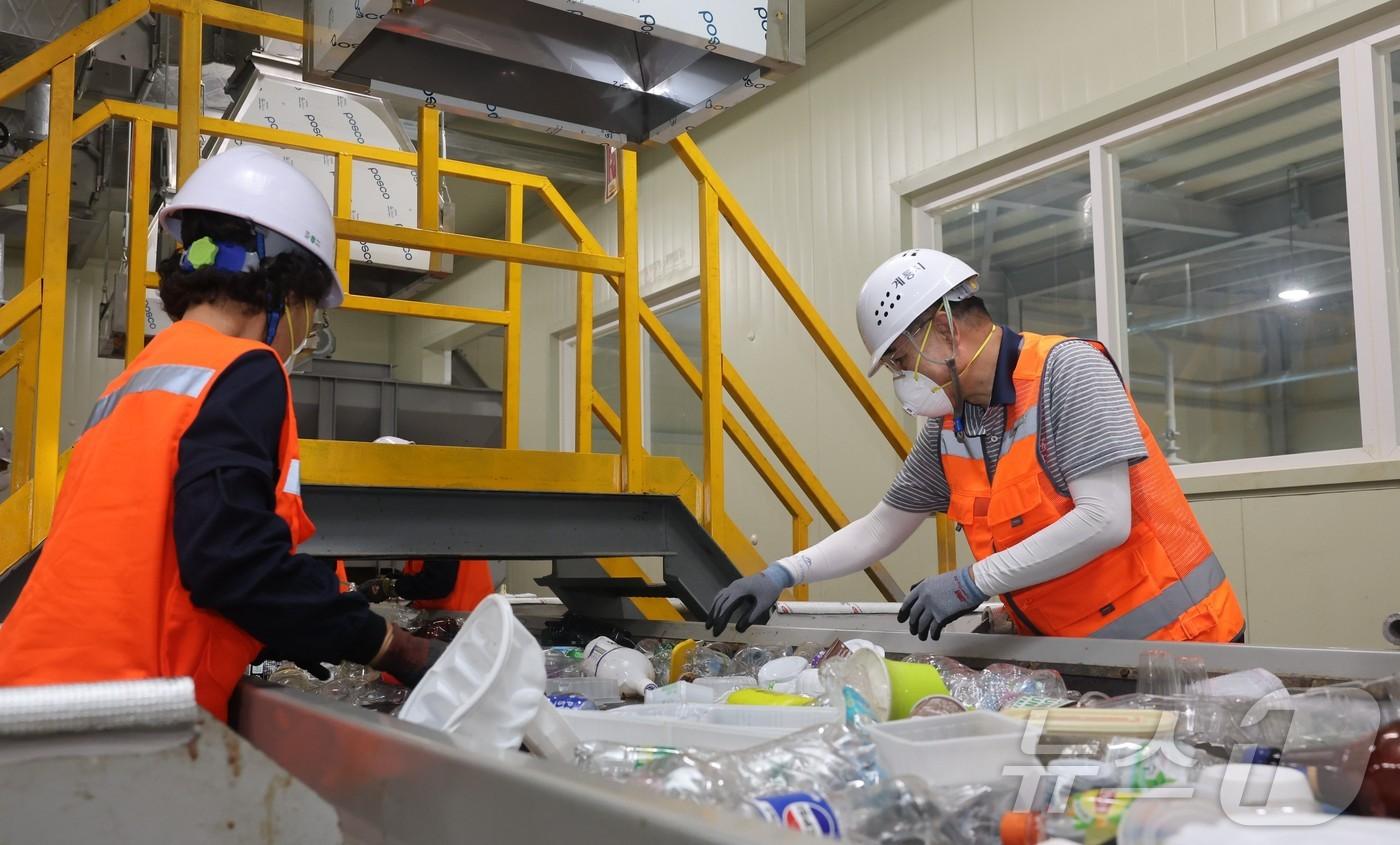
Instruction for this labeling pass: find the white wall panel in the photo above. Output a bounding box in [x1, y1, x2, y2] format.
[973, 0, 1217, 144]
[1215, 0, 1347, 46]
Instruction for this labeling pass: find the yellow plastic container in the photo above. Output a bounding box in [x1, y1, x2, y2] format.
[884, 659, 949, 720]
[725, 688, 816, 707]
[668, 639, 697, 684]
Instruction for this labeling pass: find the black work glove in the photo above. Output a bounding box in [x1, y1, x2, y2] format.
[357, 575, 398, 603]
[294, 659, 332, 681]
[371, 625, 447, 687]
[706, 571, 784, 636]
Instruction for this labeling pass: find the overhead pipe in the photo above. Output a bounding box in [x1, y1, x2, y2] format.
[1131, 363, 1357, 396]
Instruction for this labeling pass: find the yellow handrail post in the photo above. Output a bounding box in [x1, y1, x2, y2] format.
[125, 119, 153, 365]
[32, 58, 77, 536]
[416, 105, 439, 231]
[574, 246, 593, 454]
[503, 183, 524, 449]
[669, 133, 912, 460]
[333, 153, 353, 285]
[699, 182, 723, 532]
[616, 149, 643, 491]
[176, 7, 203, 186]
[10, 163, 46, 496]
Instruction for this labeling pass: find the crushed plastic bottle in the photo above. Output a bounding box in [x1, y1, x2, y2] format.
[737, 777, 947, 844]
[637, 687, 886, 803]
[543, 647, 585, 679]
[575, 741, 694, 780]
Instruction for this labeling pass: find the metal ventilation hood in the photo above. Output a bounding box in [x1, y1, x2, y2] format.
[306, 0, 805, 146]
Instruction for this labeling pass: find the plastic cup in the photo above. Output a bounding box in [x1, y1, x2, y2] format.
[884, 659, 949, 720]
[1137, 649, 1183, 697]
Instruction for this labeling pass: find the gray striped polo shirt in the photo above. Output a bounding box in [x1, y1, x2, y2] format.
[884, 333, 1147, 514]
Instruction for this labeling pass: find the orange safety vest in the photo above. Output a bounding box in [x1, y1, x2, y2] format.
[0, 321, 314, 720]
[941, 332, 1244, 642]
[402, 559, 495, 612]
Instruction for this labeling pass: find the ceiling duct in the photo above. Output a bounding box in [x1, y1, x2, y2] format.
[306, 0, 805, 146]
[202, 53, 455, 297]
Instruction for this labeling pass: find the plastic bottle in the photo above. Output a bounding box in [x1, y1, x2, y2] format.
[639, 687, 884, 803]
[574, 741, 690, 780]
[1000, 789, 1137, 845]
[738, 777, 943, 843]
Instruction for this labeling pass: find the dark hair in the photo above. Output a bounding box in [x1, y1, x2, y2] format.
[948, 296, 992, 323]
[157, 210, 333, 320]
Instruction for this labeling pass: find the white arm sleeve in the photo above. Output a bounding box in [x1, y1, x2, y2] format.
[775, 501, 926, 585]
[969, 461, 1132, 596]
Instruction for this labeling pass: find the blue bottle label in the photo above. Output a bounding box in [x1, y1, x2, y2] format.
[749, 793, 841, 838]
[546, 694, 593, 710]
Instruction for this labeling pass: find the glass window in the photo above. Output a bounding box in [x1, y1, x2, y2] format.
[590, 330, 622, 455]
[936, 162, 1097, 337]
[578, 298, 702, 473]
[1116, 68, 1358, 464]
[649, 301, 704, 479]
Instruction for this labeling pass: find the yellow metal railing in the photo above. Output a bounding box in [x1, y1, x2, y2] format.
[0, 0, 954, 602]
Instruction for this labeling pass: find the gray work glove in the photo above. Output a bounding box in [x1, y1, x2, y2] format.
[897, 567, 988, 641]
[706, 570, 785, 636]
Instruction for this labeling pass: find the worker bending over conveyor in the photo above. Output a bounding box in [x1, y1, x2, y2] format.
[0, 148, 442, 720]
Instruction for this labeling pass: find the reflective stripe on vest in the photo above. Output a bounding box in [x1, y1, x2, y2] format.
[1089, 553, 1227, 639]
[283, 458, 301, 495]
[939, 406, 1039, 464]
[84, 364, 215, 432]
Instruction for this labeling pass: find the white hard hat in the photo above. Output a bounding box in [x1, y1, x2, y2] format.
[373, 435, 415, 445]
[157, 146, 343, 309]
[856, 248, 979, 376]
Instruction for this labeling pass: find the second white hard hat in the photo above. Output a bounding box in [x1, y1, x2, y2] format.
[856, 248, 979, 376]
[157, 146, 343, 309]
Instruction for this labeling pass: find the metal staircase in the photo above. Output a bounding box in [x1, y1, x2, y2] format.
[0, 0, 952, 623]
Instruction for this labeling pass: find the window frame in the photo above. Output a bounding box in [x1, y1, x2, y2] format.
[906, 18, 1400, 481]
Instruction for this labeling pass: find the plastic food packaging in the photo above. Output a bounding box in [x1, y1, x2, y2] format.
[691, 675, 758, 698]
[757, 655, 810, 690]
[397, 594, 547, 754]
[644, 681, 716, 705]
[635, 688, 885, 804]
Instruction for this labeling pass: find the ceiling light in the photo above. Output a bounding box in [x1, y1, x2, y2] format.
[1278, 288, 1311, 302]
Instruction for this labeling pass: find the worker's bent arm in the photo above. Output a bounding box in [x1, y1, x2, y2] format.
[772, 501, 926, 585]
[967, 461, 1132, 596]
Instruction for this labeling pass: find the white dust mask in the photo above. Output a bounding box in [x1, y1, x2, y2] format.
[892, 371, 954, 418]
